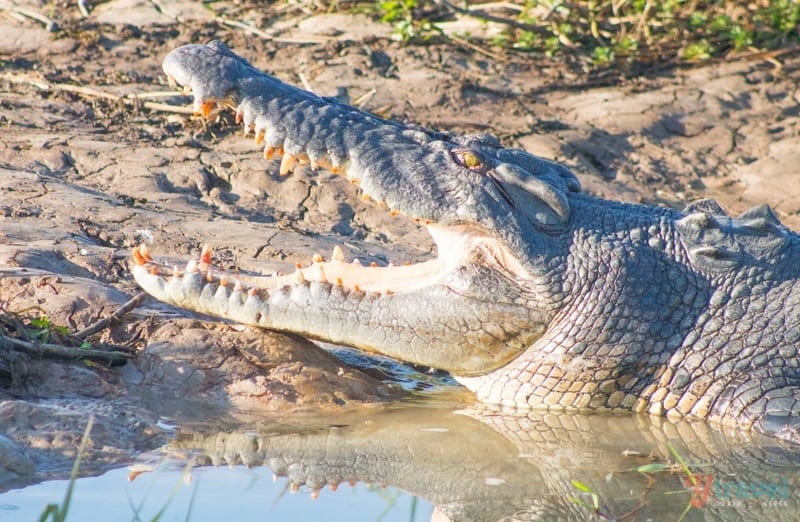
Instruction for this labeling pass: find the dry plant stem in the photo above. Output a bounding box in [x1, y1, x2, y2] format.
[0, 334, 133, 364]
[215, 16, 332, 44]
[72, 292, 148, 340]
[3, 7, 54, 27]
[0, 73, 196, 114]
[437, 0, 550, 36]
[449, 34, 506, 61]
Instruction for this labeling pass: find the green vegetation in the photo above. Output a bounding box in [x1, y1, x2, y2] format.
[567, 443, 714, 520]
[38, 418, 94, 522]
[358, 0, 799, 69]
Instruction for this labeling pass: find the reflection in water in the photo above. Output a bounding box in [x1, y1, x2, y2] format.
[3, 403, 800, 520]
[172, 404, 800, 521]
[0, 465, 432, 521]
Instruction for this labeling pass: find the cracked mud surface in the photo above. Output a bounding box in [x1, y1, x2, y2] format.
[1, 0, 799, 488]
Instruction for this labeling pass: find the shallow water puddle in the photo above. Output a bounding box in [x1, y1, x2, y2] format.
[2, 404, 800, 521]
[0, 465, 432, 521]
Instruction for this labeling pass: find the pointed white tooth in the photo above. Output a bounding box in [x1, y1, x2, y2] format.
[279, 154, 296, 175]
[331, 245, 345, 262]
[186, 259, 198, 273]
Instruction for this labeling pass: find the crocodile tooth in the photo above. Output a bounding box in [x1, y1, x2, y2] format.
[310, 488, 320, 500]
[138, 243, 153, 262]
[329, 483, 338, 492]
[149, 267, 158, 275]
[254, 130, 265, 146]
[200, 245, 212, 265]
[315, 263, 326, 282]
[166, 74, 176, 88]
[390, 209, 400, 217]
[331, 245, 345, 262]
[279, 154, 297, 176]
[312, 254, 324, 264]
[369, 261, 378, 268]
[206, 269, 214, 283]
[264, 144, 276, 160]
[353, 284, 362, 293]
[172, 265, 180, 278]
[350, 178, 361, 186]
[385, 289, 394, 295]
[294, 268, 305, 284]
[194, 100, 214, 118]
[248, 287, 259, 296]
[272, 474, 278, 483]
[219, 275, 228, 287]
[361, 193, 371, 203]
[235, 108, 244, 125]
[336, 277, 343, 287]
[352, 258, 362, 266]
[290, 483, 299, 493]
[186, 259, 198, 273]
[297, 153, 309, 165]
[181, 85, 192, 95]
[234, 280, 243, 291]
[349, 480, 356, 487]
[131, 246, 147, 266]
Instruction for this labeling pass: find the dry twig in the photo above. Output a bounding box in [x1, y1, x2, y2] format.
[0, 335, 133, 365]
[73, 292, 148, 340]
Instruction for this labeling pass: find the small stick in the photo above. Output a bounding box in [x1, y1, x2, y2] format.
[4, 7, 55, 28]
[448, 34, 506, 62]
[1, 73, 198, 115]
[72, 292, 147, 340]
[215, 16, 333, 45]
[0, 334, 134, 365]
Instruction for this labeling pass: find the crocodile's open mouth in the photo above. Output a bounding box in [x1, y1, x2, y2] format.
[133, 68, 529, 296]
[133, 223, 521, 297]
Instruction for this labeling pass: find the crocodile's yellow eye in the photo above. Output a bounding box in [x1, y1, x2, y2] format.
[452, 149, 485, 172]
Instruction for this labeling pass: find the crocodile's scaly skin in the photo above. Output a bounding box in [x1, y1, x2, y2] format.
[133, 41, 800, 442]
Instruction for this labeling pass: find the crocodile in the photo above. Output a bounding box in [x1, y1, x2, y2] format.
[132, 41, 800, 442]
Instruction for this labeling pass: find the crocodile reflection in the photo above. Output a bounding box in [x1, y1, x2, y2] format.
[172, 407, 800, 521]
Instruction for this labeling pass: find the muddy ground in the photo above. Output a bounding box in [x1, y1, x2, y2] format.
[0, 0, 798, 489]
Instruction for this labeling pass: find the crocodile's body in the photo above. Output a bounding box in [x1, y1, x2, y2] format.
[133, 42, 800, 441]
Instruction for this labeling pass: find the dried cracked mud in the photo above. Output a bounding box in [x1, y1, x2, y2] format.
[0, 0, 798, 489]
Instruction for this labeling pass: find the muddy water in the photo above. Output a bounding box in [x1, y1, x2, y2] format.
[4, 402, 800, 521]
[2, 466, 432, 521]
